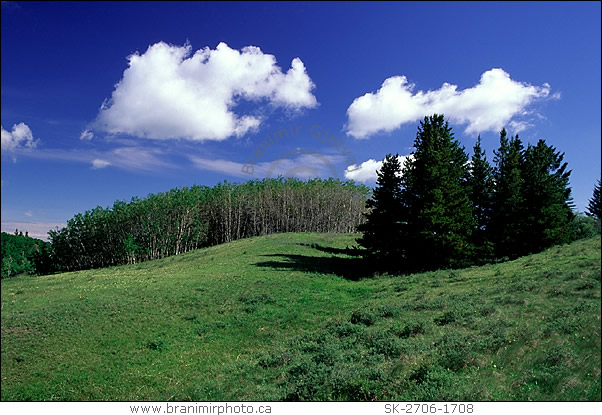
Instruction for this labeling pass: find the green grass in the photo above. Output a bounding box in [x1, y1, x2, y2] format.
[1, 234, 600, 401]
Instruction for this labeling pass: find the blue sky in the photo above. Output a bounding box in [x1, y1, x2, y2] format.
[1, 1, 600, 240]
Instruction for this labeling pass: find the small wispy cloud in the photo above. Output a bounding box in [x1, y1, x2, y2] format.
[12, 146, 173, 173]
[91, 159, 111, 169]
[1, 221, 66, 241]
[80, 129, 94, 140]
[190, 151, 344, 180]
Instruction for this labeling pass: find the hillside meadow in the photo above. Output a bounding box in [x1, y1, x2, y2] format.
[1, 233, 600, 401]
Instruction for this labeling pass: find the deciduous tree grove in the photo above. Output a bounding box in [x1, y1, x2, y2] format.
[48, 177, 369, 272]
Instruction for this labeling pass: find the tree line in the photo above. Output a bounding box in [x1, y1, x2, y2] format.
[358, 114, 598, 272]
[1, 231, 52, 278]
[3, 115, 599, 278]
[44, 177, 369, 272]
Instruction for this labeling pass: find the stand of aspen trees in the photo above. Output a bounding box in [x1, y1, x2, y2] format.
[49, 177, 370, 271]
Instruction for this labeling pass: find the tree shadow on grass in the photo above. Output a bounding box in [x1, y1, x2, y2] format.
[312, 244, 364, 257]
[254, 252, 372, 281]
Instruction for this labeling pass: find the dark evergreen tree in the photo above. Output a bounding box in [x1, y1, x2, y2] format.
[357, 153, 403, 268]
[468, 135, 494, 260]
[491, 129, 524, 258]
[400, 115, 474, 270]
[519, 140, 574, 254]
[587, 179, 601, 219]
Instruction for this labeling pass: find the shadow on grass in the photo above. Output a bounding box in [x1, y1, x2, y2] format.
[254, 254, 370, 280]
[312, 244, 364, 257]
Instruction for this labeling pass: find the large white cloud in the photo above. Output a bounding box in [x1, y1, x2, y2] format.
[94, 42, 317, 141]
[344, 155, 412, 182]
[346, 68, 552, 138]
[1, 122, 38, 151]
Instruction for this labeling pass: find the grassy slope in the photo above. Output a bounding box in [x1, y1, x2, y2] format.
[1, 234, 600, 401]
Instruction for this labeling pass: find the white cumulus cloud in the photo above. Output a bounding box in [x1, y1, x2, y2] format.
[1, 122, 38, 151]
[94, 41, 317, 141]
[346, 68, 553, 138]
[344, 155, 412, 182]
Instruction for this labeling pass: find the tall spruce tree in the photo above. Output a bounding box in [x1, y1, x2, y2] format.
[357, 154, 403, 268]
[520, 140, 574, 254]
[468, 135, 495, 259]
[491, 129, 524, 258]
[587, 179, 601, 219]
[400, 115, 474, 270]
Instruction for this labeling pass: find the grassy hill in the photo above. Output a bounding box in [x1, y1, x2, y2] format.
[1, 233, 600, 401]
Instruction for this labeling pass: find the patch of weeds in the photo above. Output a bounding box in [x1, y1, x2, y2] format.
[197, 320, 227, 337]
[328, 363, 386, 401]
[412, 298, 444, 311]
[576, 281, 595, 291]
[447, 270, 466, 282]
[544, 309, 585, 336]
[360, 328, 403, 357]
[475, 322, 511, 352]
[563, 271, 582, 281]
[539, 270, 557, 279]
[350, 309, 376, 326]
[508, 277, 536, 293]
[238, 292, 275, 305]
[523, 346, 576, 394]
[436, 333, 473, 372]
[546, 287, 564, 297]
[326, 320, 363, 338]
[434, 310, 457, 326]
[238, 292, 275, 313]
[393, 283, 409, 293]
[496, 295, 526, 306]
[376, 304, 401, 318]
[409, 362, 431, 384]
[479, 305, 496, 317]
[394, 320, 426, 338]
[258, 349, 293, 368]
[311, 340, 340, 365]
[243, 304, 258, 313]
[146, 339, 166, 351]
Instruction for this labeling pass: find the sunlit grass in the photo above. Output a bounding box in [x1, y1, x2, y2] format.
[1, 234, 600, 401]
